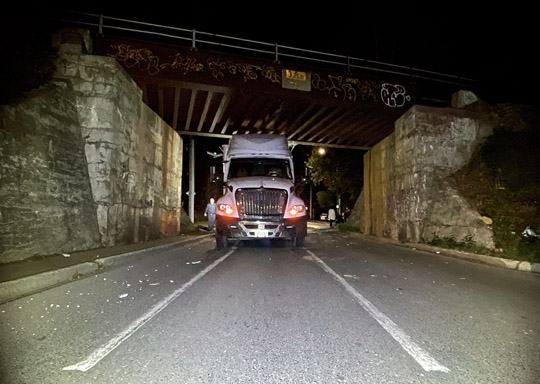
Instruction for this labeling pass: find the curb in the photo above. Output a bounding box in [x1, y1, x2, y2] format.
[94, 235, 212, 269]
[350, 232, 540, 274]
[0, 234, 212, 304]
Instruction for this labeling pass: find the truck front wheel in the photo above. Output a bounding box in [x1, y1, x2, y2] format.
[216, 234, 228, 250]
[293, 236, 305, 247]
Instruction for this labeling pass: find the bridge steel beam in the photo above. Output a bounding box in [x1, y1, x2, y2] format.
[95, 35, 417, 149]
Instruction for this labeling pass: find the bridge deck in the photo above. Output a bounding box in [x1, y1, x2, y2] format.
[96, 35, 417, 149]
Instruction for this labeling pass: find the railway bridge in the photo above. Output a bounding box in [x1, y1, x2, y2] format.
[0, 14, 491, 262]
[78, 13, 478, 150]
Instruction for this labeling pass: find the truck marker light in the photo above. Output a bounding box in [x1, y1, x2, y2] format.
[218, 204, 234, 215]
[289, 205, 305, 216]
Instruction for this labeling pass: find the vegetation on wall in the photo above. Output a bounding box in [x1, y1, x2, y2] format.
[453, 119, 540, 263]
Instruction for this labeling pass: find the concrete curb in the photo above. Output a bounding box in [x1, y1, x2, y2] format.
[94, 235, 212, 269]
[0, 262, 98, 304]
[350, 232, 540, 274]
[0, 234, 212, 304]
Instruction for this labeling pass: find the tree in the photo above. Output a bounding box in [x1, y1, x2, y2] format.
[316, 190, 336, 211]
[306, 147, 364, 211]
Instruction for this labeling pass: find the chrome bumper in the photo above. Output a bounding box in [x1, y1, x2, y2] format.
[228, 220, 292, 239]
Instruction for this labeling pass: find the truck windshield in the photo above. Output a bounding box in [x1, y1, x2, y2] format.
[229, 158, 292, 179]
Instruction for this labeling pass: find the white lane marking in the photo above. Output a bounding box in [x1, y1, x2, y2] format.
[306, 249, 450, 373]
[63, 248, 236, 372]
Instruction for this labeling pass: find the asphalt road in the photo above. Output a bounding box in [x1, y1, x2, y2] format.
[1, 230, 539, 383]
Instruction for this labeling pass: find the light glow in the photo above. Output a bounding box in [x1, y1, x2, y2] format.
[289, 205, 305, 216]
[218, 203, 234, 215]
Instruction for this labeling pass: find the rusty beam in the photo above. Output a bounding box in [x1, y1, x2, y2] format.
[209, 92, 230, 133]
[197, 91, 214, 132]
[297, 107, 341, 141]
[288, 105, 332, 140]
[184, 89, 197, 131]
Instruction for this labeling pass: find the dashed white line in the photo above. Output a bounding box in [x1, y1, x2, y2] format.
[63, 248, 236, 372]
[305, 249, 450, 373]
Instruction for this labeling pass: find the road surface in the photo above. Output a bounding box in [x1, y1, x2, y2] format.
[1, 230, 539, 383]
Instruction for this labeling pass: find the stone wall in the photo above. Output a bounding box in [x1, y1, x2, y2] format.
[351, 104, 495, 248]
[0, 30, 183, 263]
[0, 85, 101, 261]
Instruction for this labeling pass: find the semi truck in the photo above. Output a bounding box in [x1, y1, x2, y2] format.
[214, 134, 307, 249]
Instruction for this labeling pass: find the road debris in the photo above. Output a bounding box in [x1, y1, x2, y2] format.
[522, 226, 540, 239]
[119, 294, 128, 299]
[343, 274, 360, 279]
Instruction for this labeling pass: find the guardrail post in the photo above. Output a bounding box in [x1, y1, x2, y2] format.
[98, 14, 103, 36]
[192, 30, 196, 49]
[274, 43, 279, 62]
[347, 56, 351, 74]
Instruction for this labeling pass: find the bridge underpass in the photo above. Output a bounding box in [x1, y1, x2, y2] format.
[0, 14, 499, 264]
[74, 13, 480, 222]
[95, 35, 413, 149]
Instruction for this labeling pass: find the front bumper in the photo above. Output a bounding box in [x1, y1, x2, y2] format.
[216, 215, 307, 239]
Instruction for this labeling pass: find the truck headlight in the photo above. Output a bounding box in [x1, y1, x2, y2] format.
[218, 203, 234, 215]
[289, 205, 305, 216]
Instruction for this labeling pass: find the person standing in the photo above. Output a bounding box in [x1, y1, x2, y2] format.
[328, 207, 336, 227]
[204, 197, 216, 231]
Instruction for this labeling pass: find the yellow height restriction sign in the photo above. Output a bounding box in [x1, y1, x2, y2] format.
[282, 69, 311, 91]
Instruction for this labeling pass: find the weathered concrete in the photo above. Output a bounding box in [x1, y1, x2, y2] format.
[350, 104, 495, 249]
[0, 29, 183, 263]
[0, 85, 101, 261]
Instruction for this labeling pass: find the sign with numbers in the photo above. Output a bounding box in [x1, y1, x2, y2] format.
[282, 69, 311, 91]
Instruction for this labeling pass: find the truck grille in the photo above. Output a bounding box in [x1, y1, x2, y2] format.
[236, 188, 288, 217]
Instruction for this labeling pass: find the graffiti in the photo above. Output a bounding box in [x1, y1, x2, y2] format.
[206, 58, 266, 83]
[381, 83, 411, 108]
[110, 44, 203, 76]
[260, 65, 281, 84]
[109, 43, 411, 107]
[204, 59, 281, 83]
[235, 62, 263, 82]
[165, 53, 204, 74]
[346, 78, 380, 102]
[112, 45, 162, 75]
[312, 74, 380, 103]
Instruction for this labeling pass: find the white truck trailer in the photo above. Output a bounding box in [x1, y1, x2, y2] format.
[215, 134, 307, 249]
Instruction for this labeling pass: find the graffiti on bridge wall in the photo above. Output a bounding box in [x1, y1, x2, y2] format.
[381, 83, 411, 108]
[111, 44, 203, 76]
[109, 44, 411, 108]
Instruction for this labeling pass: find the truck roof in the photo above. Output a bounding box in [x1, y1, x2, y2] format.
[226, 134, 291, 158]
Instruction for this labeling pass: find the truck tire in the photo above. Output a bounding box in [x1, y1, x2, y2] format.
[293, 236, 305, 247]
[216, 234, 228, 250]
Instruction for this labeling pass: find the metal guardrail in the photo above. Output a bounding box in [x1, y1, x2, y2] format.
[57, 10, 480, 88]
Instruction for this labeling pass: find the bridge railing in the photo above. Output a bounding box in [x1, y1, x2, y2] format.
[56, 10, 479, 88]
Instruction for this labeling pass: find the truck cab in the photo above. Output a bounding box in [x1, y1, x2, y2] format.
[215, 134, 307, 249]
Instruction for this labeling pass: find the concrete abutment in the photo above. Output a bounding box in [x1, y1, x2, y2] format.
[349, 99, 496, 249]
[0, 29, 183, 263]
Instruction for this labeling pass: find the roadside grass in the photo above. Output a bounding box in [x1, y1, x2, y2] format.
[338, 224, 361, 233]
[453, 129, 540, 263]
[425, 234, 492, 256]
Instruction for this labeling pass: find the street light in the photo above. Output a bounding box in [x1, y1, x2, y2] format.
[317, 147, 326, 155]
